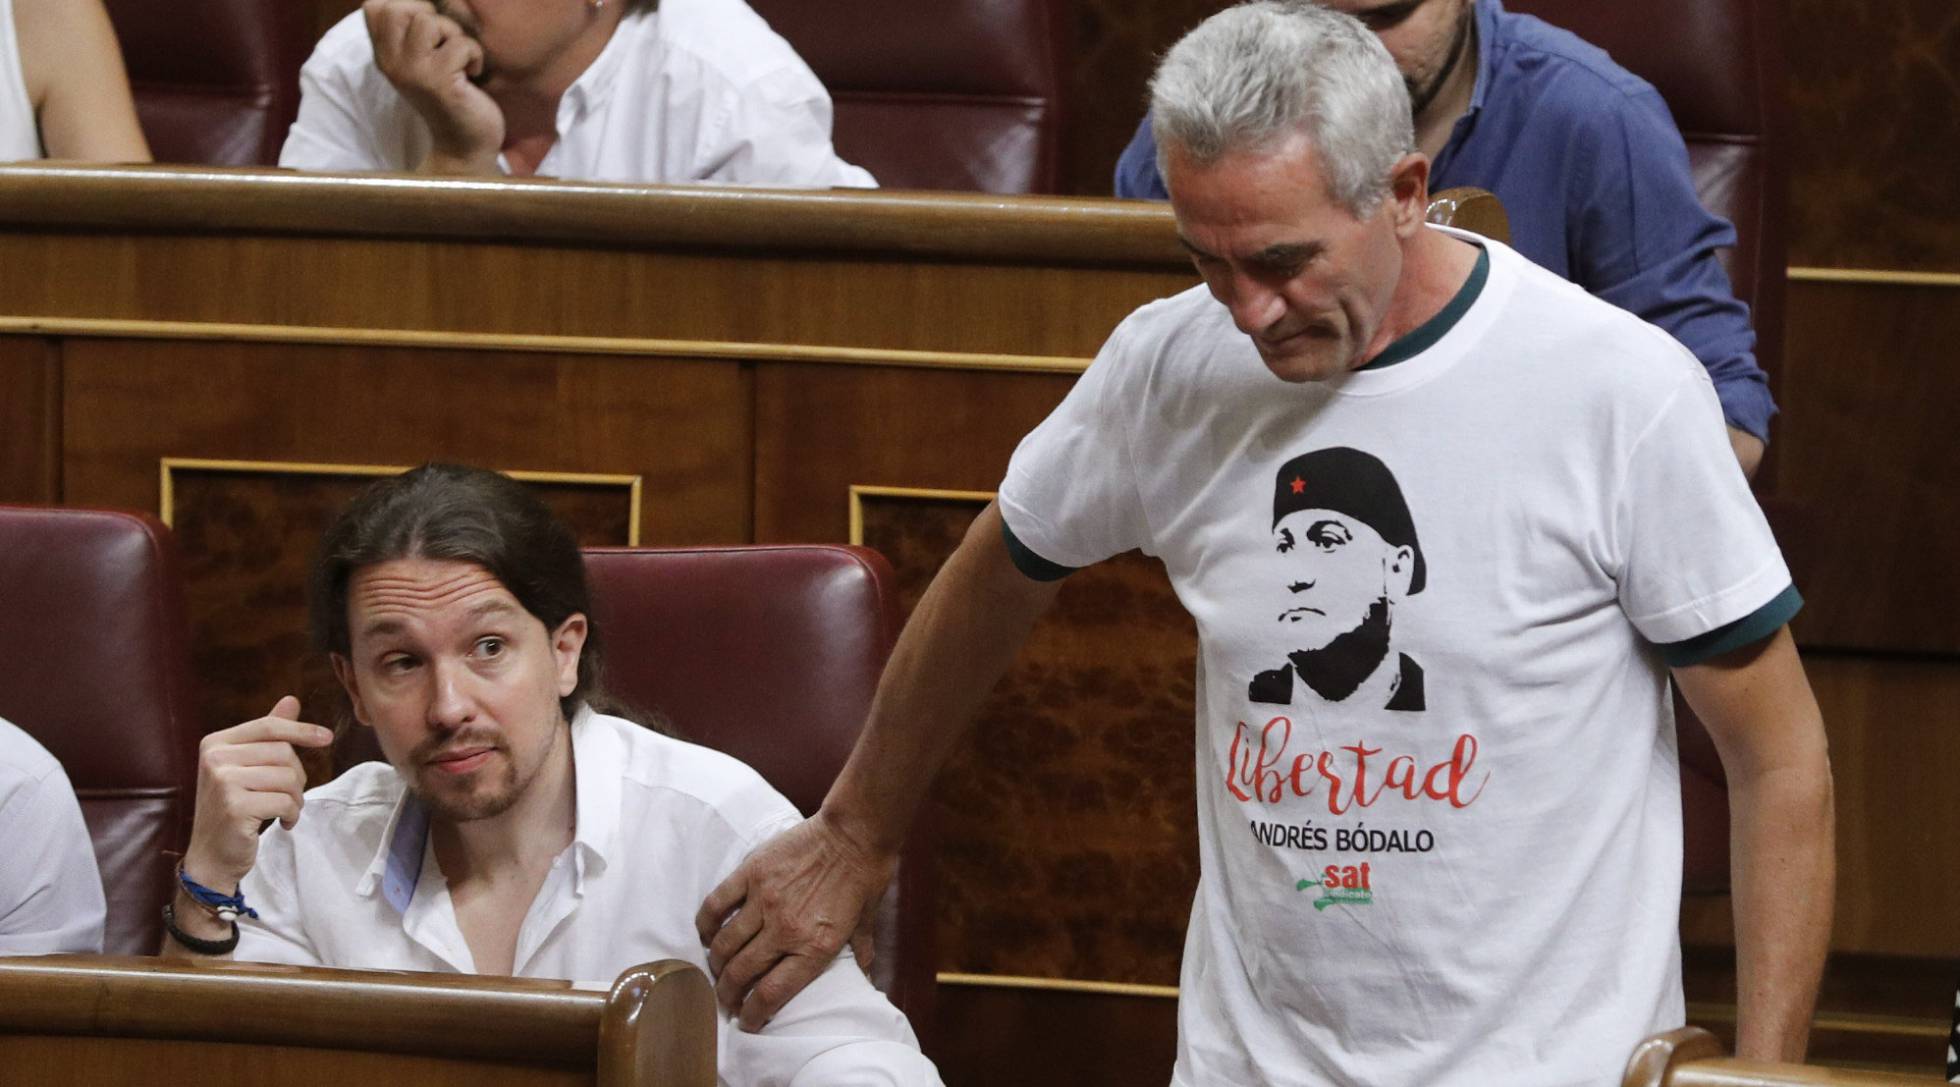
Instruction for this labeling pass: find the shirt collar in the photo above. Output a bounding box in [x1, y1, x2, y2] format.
[567, 705, 623, 874]
[357, 783, 428, 914]
[1464, 0, 1504, 118]
[354, 705, 624, 915]
[558, 9, 650, 127]
[1359, 242, 1489, 371]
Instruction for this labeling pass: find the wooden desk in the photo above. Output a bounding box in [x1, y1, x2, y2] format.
[0, 954, 715, 1086]
[1624, 1028, 1945, 1087]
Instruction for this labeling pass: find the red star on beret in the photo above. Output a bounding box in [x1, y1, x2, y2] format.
[1289, 476, 1306, 495]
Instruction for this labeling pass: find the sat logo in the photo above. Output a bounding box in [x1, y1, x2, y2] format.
[1296, 864, 1374, 910]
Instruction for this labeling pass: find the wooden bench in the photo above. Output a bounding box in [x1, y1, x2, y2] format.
[0, 954, 715, 1086]
[1626, 1027, 1945, 1086]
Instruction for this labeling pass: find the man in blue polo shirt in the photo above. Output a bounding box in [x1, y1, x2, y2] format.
[1116, 0, 1775, 477]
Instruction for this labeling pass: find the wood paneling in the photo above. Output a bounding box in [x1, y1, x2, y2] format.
[859, 494, 1198, 983]
[0, 335, 58, 504]
[2, 1038, 590, 1087]
[934, 983, 1179, 1087]
[1775, 281, 1960, 655]
[1786, 0, 1960, 272]
[58, 340, 748, 543]
[752, 363, 1079, 542]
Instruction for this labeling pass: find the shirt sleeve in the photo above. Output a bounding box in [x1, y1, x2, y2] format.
[996, 321, 1154, 573]
[235, 824, 324, 965]
[721, 956, 945, 1087]
[1613, 350, 1791, 645]
[693, 64, 876, 189]
[0, 762, 105, 954]
[1113, 113, 1168, 200]
[279, 39, 388, 172]
[1569, 85, 1776, 442]
[703, 787, 943, 1085]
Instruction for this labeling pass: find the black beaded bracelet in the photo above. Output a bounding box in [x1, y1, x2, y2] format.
[162, 901, 239, 955]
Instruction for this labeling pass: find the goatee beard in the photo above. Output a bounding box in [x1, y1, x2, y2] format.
[1289, 598, 1393, 703]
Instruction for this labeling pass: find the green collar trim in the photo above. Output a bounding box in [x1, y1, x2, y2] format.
[1360, 245, 1490, 371]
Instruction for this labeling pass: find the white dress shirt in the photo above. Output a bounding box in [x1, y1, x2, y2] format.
[0, 0, 44, 161]
[279, 0, 875, 188]
[0, 716, 106, 954]
[238, 709, 939, 1086]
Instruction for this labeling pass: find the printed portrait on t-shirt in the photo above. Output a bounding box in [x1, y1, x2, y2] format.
[1248, 447, 1427, 712]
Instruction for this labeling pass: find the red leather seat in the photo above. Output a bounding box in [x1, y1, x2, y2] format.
[1506, 0, 1790, 893]
[747, 0, 1067, 193]
[0, 507, 201, 954]
[99, 0, 310, 166]
[582, 544, 936, 1038]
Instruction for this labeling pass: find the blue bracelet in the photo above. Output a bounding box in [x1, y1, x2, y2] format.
[177, 864, 259, 922]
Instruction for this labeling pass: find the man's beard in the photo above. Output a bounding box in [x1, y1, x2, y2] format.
[1405, 5, 1475, 119]
[1288, 597, 1394, 703]
[405, 728, 523, 822]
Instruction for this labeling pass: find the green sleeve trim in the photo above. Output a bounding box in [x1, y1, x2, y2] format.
[1000, 516, 1078, 582]
[1659, 584, 1802, 667]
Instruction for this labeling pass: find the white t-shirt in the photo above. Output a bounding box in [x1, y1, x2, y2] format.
[238, 709, 940, 1087]
[280, 0, 875, 188]
[0, 715, 106, 954]
[0, 0, 42, 161]
[997, 231, 1789, 1087]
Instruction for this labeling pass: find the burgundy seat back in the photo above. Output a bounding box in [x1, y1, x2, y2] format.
[0, 507, 201, 953]
[100, 0, 310, 166]
[1506, 0, 1790, 893]
[746, 0, 1066, 193]
[583, 545, 936, 1035]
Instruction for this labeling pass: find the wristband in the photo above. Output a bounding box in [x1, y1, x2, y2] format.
[176, 863, 259, 922]
[162, 901, 239, 955]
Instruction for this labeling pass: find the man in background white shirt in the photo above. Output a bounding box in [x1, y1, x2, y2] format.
[0, 715, 105, 954]
[281, 0, 874, 187]
[161, 463, 937, 1087]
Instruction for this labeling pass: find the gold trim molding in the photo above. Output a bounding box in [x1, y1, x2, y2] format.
[935, 972, 1179, 999]
[0, 317, 1094, 375]
[1787, 266, 1960, 288]
[160, 457, 644, 544]
[930, 976, 1958, 1046]
[846, 484, 995, 546]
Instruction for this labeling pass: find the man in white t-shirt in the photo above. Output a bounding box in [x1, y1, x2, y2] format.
[281, 0, 874, 187]
[0, 715, 106, 954]
[700, 4, 1835, 1085]
[159, 464, 939, 1087]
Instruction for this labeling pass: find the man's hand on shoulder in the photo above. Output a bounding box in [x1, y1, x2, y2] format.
[181, 696, 334, 900]
[361, 0, 505, 174]
[695, 811, 898, 1033]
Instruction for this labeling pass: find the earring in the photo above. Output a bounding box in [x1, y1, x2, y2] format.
[589, 0, 606, 9]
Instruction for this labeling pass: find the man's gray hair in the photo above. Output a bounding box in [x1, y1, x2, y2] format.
[1150, 1, 1416, 214]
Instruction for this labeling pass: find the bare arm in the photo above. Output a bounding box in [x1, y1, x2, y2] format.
[1671, 626, 1833, 1061]
[696, 502, 1064, 1030]
[14, 0, 148, 162]
[1727, 426, 1765, 481]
